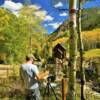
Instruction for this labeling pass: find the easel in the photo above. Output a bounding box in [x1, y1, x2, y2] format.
[43, 76, 59, 100]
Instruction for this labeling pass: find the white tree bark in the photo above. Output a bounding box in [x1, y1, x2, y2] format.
[67, 0, 78, 100]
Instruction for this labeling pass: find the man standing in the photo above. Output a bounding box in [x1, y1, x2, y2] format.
[20, 54, 49, 100]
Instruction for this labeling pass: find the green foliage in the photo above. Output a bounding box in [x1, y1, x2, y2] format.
[0, 7, 47, 64]
[82, 7, 100, 31]
[0, 6, 100, 64]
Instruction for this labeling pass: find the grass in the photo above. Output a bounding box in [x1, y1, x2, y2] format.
[0, 51, 100, 100]
[0, 77, 100, 100]
[0, 78, 61, 100]
[76, 83, 100, 100]
[84, 49, 100, 59]
[0, 79, 25, 100]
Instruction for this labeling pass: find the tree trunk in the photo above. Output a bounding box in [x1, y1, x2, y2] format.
[29, 24, 32, 54]
[77, 0, 86, 100]
[67, 0, 78, 100]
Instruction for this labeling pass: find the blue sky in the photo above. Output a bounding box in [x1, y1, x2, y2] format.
[0, 0, 100, 34]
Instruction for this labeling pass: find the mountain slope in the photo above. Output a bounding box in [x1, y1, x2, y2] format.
[82, 7, 100, 31]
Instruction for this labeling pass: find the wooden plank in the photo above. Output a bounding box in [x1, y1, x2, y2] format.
[0, 65, 13, 78]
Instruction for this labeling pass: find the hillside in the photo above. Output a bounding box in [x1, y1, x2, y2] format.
[82, 7, 100, 31]
[50, 7, 100, 37]
[48, 8, 100, 51]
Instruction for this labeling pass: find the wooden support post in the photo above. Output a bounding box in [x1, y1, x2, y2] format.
[62, 78, 68, 100]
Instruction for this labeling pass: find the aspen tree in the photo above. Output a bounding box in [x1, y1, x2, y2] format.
[67, 0, 78, 100]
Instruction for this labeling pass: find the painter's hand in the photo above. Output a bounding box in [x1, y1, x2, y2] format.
[43, 71, 49, 79]
[45, 70, 50, 76]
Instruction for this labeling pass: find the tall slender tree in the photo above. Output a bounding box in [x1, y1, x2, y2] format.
[20, 7, 46, 54]
[77, 0, 86, 99]
[67, 0, 78, 100]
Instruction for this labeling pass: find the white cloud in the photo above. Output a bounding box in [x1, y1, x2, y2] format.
[59, 12, 68, 16]
[44, 24, 48, 27]
[1, 1, 23, 16]
[29, 5, 41, 10]
[54, 2, 63, 8]
[16, 3, 23, 8]
[34, 10, 47, 20]
[46, 22, 62, 29]
[1, 1, 47, 19]
[2, 1, 23, 11]
[44, 15, 54, 21]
